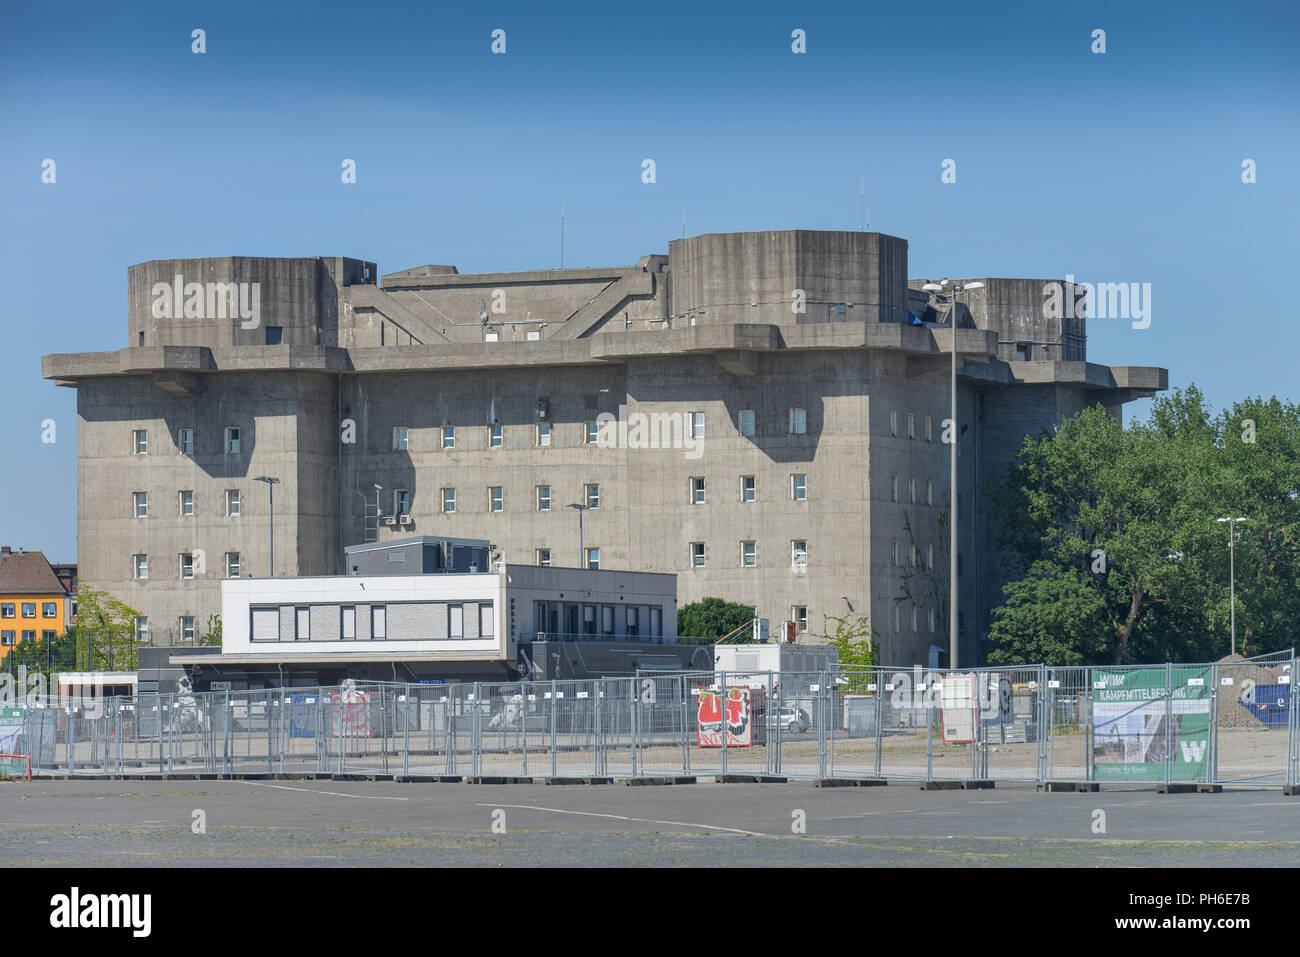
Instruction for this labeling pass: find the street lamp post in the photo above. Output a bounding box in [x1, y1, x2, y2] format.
[254, 477, 281, 577]
[568, 503, 587, 567]
[1216, 516, 1247, 656]
[921, 279, 984, 670]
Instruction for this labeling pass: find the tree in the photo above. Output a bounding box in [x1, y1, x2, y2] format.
[989, 388, 1222, 664]
[74, 586, 144, 671]
[198, 614, 222, 647]
[677, 598, 756, 644]
[813, 613, 877, 690]
[895, 509, 948, 640]
[3, 627, 78, 676]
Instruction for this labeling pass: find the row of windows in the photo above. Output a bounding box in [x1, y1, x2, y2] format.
[689, 541, 808, 569]
[889, 410, 934, 441]
[133, 427, 240, 456]
[133, 553, 241, 580]
[889, 476, 936, 505]
[0, 602, 59, 618]
[133, 490, 243, 518]
[534, 548, 600, 569]
[0, 630, 58, 645]
[887, 604, 940, 634]
[434, 484, 600, 515]
[250, 603, 494, 642]
[688, 474, 807, 505]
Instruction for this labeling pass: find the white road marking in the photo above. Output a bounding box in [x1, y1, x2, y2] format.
[240, 781, 407, 801]
[490, 802, 775, 838]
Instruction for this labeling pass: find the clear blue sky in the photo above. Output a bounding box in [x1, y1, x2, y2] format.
[2, 0, 1296, 561]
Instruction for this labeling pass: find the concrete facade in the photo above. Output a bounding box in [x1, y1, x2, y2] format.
[44, 229, 1167, 666]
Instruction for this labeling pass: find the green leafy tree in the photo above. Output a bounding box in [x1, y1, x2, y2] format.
[814, 613, 878, 693]
[3, 627, 78, 676]
[989, 388, 1222, 665]
[677, 597, 756, 644]
[74, 586, 144, 671]
[198, 614, 222, 647]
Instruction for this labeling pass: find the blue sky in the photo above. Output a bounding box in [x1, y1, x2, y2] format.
[2, 0, 1297, 560]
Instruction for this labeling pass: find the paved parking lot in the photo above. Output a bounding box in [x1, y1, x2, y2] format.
[1, 779, 1295, 866]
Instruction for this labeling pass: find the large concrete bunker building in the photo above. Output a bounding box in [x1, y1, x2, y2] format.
[44, 229, 1166, 667]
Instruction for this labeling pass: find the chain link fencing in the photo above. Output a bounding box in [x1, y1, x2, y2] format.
[4, 651, 1295, 790]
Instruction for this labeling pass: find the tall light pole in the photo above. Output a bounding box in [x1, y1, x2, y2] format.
[568, 503, 587, 567]
[921, 279, 984, 670]
[1216, 516, 1247, 656]
[254, 476, 280, 577]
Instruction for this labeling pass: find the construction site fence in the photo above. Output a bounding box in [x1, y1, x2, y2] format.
[1, 651, 1295, 789]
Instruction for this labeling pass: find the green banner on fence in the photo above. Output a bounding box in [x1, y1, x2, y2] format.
[1092, 666, 1211, 779]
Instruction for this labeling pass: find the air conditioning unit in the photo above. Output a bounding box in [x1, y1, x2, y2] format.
[398, 515, 413, 525]
[383, 515, 399, 526]
[536, 398, 549, 420]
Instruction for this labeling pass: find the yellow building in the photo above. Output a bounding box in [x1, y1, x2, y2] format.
[0, 549, 74, 666]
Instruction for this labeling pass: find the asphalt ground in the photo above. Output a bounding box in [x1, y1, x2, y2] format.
[1, 778, 1296, 867]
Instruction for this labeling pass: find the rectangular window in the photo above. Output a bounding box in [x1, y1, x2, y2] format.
[739, 410, 755, 437]
[926, 479, 934, 506]
[792, 541, 808, 567]
[1017, 342, 1032, 361]
[293, 607, 309, 641]
[890, 409, 897, 436]
[586, 547, 600, 570]
[133, 429, 148, 454]
[136, 617, 149, 643]
[929, 608, 936, 633]
[910, 477, 916, 504]
[180, 490, 194, 516]
[891, 540, 898, 566]
[480, 604, 495, 638]
[449, 604, 464, 639]
[691, 542, 705, 568]
[393, 426, 408, 450]
[908, 411, 915, 439]
[583, 604, 597, 636]
[537, 486, 551, 511]
[226, 489, 240, 516]
[134, 492, 148, 518]
[893, 605, 900, 633]
[690, 412, 705, 439]
[536, 422, 552, 446]
[789, 408, 807, 434]
[926, 415, 933, 442]
[741, 541, 756, 567]
[489, 486, 503, 512]
[602, 606, 615, 636]
[21, 630, 35, 642]
[794, 607, 808, 632]
[225, 427, 240, 454]
[489, 424, 503, 448]
[928, 543, 934, 569]
[890, 476, 898, 502]
[41, 602, 56, 618]
[690, 477, 705, 505]
[371, 606, 387, 639]
[341, 606, 356, 639]
[626, 606, 639, 637]
[265, 326, 283, 345]
[42, 629, 55, 641]
[133, 555, 148, 580]
[912, 606, 918, 632]
[741, 476, 755, 503]
[20, 603, 35, 618]
[182, 617, 195, 642]
[394, 489, 410, 516]
[180, 554, 194, 580]
[585, 484, 599, 509]
[177, 428, 193, 455]
[536, 549, 551, 567]
[792, 474, 806, 501]
[442, 488, 456, 513]
[442, 426, 456, 449]
[0, 631, 12, 646]
[251, 607, 278, 641]
[0, 604, 12, 617]
[226, 552, 241, 578]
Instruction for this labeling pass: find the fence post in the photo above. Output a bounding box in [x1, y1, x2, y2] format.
[720, 671, 728, 778]
[925, 677, 933, 782]
[1289, 650, 1298, 791]
[1164, 662, 1173, 786]
[682, 677, 691, 775]
[403, 684, 411, 778]
[629, 678, 638, 779]
[550, 680, 558, 779]
[816, 670, 826, 780]
[1208, 663, 1219, 785]
[874, 668, 883, 779]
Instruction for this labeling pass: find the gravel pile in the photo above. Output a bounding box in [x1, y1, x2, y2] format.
[1213, 654, 1292, 731]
